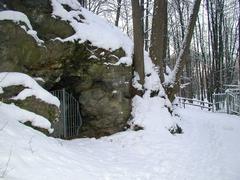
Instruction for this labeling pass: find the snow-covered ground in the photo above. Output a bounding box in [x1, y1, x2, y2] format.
[0, 95, 239, 180]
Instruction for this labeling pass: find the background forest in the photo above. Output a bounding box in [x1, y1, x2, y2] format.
[79, 0, 240, 102]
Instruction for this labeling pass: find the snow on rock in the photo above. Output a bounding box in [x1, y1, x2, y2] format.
[0, 72, 60, 107]
[0, 102, 53, 133]
[50, 0, 133, 66]
[0, 10, 44, 45]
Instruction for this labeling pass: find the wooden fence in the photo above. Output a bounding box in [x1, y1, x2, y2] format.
[177, 86, 240, 116]
[177, 97, 214, 111]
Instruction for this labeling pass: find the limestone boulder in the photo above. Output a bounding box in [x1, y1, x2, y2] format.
[0, 0, 132, 138]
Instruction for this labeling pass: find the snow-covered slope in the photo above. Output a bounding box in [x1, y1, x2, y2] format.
[0, 95, 239, 180]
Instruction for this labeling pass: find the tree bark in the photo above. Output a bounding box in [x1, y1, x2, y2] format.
[238, 0, 240, 84]
[175, 0, 185, 40]
[150, 0, 168, 83]
[131, 0, 145, 94]
[144, 0, 150, 51]
[115, 0, 122, 27]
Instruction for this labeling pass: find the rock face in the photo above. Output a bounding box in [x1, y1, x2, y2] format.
[57, 64, 131, 138]
[0, 0, 132, 138]
[0, 85, 59, 134]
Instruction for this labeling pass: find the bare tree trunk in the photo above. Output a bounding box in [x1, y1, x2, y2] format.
[175, 0, 194, 99]
[123, 0, 130, 36]
[238, 0, 240, 84]
[144, 0, 150, 51]
[150, 0, 168, 83]
[141, 0, 145, 28]
[131, 0, 145, 95]
[218, 1, 224, 91]
[206, 0, 214, 102]
[78, 0, 83, 7]
[197, 16, 209, 100]
[167, 0, 202, 101]
[115, 0, 122, 27]
[175, 0, 185, 39]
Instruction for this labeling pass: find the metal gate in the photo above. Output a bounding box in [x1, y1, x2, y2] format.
[212, 93, 227, 112]
[213, 85, 240, 115]
[51, 89, 82, 139]
[226, 90, 240, 115]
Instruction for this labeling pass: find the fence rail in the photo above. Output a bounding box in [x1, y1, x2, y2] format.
[177, 97, 213, 111]
[178, 85, 240, 116]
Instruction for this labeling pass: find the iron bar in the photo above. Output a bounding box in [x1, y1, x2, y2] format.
[51, 89, 83, 139]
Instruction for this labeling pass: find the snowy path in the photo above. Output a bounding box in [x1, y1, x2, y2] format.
[0, 100, 240, 180]
[178, 108, 240, 179]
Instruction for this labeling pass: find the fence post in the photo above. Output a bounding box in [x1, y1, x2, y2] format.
[226, 93, 230, 114]
[212, 93, 215, 112]
[62, 88, 67, 138]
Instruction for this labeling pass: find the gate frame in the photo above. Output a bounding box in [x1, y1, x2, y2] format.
[51, 88, 82, 139]
[213, 85, 240, 116]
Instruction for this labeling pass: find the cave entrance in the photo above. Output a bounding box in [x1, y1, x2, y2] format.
[51, 88, 82, 139]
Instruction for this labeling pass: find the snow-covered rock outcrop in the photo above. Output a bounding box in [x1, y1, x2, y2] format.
[0, 0, 133, 137]
[0, 72, 60, 133]
[0, 10, 43, 45]
[51, 0, 133, 66]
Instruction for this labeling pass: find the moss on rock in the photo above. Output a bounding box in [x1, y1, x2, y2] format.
[6, 0, 75, 40]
